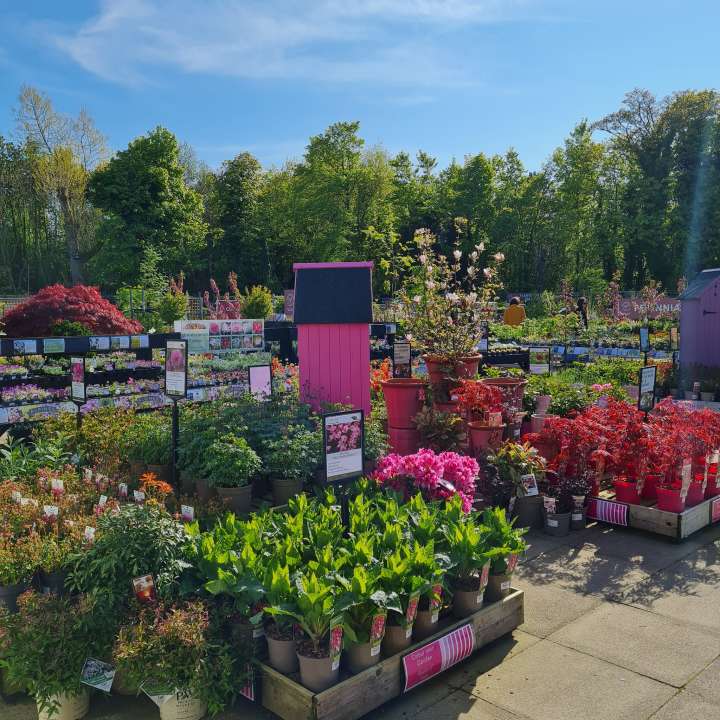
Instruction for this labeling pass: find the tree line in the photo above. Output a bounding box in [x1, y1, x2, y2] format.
[1, 85, 719, 298]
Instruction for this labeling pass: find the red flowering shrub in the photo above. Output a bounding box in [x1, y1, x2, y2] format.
[2, 285, 142, 337]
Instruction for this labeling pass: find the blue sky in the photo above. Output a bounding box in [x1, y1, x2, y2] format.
[1, 0, 719, 171]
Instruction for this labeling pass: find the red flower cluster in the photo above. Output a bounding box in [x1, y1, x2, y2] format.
[2, 285, 142, 337]
[454, 380, 503, 420]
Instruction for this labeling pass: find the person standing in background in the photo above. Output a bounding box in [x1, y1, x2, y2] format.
[503, 296, 526, 326]
[577, 296, 589, 328]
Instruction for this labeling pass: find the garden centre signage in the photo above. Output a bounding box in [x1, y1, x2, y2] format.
[639, 327, 650, 353]
[249, 364, 272, 400]
[70, 357, 86, 402]
[323, 410, 364, 483]
[393, 340, 412, 378]
[81, 658, 116, 693]
[43, 338, 65, 354]
[638, 365, 657, 412]
[529, 347, 550, 374]
[402, 622, 475, 692]
[175, 319, 265, 354]
[478, 321, 490, 353]
[164, 340, 188, 398]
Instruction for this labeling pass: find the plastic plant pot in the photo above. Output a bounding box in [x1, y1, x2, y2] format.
[685, 480, 705, 507]
[641, 474, 662, 501]
[656, 486, 685, 513]
[381, 378, 427, 430]
[543, 511, 571, 536]
[613, 479, 642, 504]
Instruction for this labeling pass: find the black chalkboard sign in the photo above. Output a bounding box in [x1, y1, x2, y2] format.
[293, 264, 373, 324]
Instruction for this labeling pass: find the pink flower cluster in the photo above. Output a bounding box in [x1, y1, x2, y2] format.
[327, 420, 362, 452]
[372, 449, 478, 512]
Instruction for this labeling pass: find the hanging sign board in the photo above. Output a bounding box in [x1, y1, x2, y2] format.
[529, 347, 550, 375]
[639, 327, 650, 353]
[249, 364, 272, 400]
[70, 357, 87, 402]
[323, 410, 364, 484]
[638, 365, 657, 412]
[164, 340, 188, 398]
[392, 340, 412, 378]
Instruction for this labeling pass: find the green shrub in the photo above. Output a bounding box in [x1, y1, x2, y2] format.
[241, 285, 273, 319]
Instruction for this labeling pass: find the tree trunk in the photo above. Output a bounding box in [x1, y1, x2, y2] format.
[59, 192, 83, 285]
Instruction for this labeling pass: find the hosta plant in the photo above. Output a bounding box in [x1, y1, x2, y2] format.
[481, 507, 527, 574]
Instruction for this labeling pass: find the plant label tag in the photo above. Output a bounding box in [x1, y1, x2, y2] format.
[508, 496, 516, 514]
[43, 504, 59, 519]
[431, 611, 439, 622]
[430, 584, 442, 612]
[370, 609, 387, 655]
[98, 494, 108, 507]
[402, 623, 474, 692]
[571, 513, 583, 522]
[141, 681, 175, 708]
[405, 627, 413, 638]
[711, 450, 720, 466]
[133, 490, 145, 504]
[543, 496, 556, 514]
[132, 574, 156, 603]
[521, 474, 539, 496]
[84, 526, 96, 543]
[488, 411, 503, 427]
[252, 626, 265, 639]
[51, 478, 64, 496]
[547, 518, 559, 528]
[680, 460, 692, 499]
[329, 615, 343, 668]
[118, 483, 128, 499]
[20, 497, 37, 507]
[475, 593, 483, 605]
[181, 505, 194, 522]
[11, 490, 21, 503]
[572, 495, 585, 511]
[507, 554, 519, 573]
[480, 561, 490, 589]
[501, 580, 512, 591]
[81, 658, 115, 692]
[406, 590, 421, 626]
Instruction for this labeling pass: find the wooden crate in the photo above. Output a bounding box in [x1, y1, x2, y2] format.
[589, 492, 720, 541]
[260, 588, 524, 720]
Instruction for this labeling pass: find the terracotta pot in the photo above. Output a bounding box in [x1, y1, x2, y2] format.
[345, 641, 381, 674]
[467, 421, 504, 455]
[159, 693, 207, 720]
[272, 477, 303, 507]
[387, 427, 421, 456]
[37, 690, 89, 720]
[613, 479, 641, 504]
[530, 414, 546, 434]
[656, 486, 685, 513]
[452, 588, 485, 618]
[543, 511, 571, 537]
[480, 377, 528, 411]
[424, 356, 456, 386]
[147, 463, 172, 483]
[381, 624, 412, 657]
[485, 573, 512, 602]
[195, 478, 215, 503]
[297, 652, 339, 692]
[413, 608, 440, 639]
[0, 581, 29, 613]
[217, 484, 253, 514]
[685, 480, 705, 507]
[535, 394, 552, 415]
[381, 378, 427, 429]
[512, 494, 543, 529]
[266, 634, 299, 674]
[455, 355, 482, 379]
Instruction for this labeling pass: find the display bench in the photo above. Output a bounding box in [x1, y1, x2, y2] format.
[259, 588, 524, 720]
[588, 492, 720, 541]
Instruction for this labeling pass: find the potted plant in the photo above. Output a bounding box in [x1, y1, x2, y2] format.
[399, 226, 503, 386]
[266, 572, 347, 692]
[262, 563, 299, 674]
[412, 406, 465, 453]
[482, 507, 527, 602]
[202, 434, 261, 514]
[0, 591, 111, 720]
[263, 425, 321, 506]
[113, 600, 242, 720]
[39, 532, 82, 596]
[0, 533, 40, 613]
[541, 486, 571, 537]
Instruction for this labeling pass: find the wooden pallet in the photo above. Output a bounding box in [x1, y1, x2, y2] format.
[259, 588, 524, 720]
[589, 491, 720, 540]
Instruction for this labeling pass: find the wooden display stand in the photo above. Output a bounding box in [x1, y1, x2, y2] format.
[259, 588, 524, 720]
[588, 492, 720, 541]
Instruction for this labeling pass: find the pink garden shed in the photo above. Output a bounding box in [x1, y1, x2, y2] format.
[679, 268, 720, 368]
[293, 261, 373, 415]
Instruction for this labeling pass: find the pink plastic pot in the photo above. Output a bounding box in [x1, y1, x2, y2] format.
[705, 471, 720, 498]
[685, 480, 705, 507]
[468, 422, 504, 456]
[381, 379, 427, 430]
[613, 479, 641, 505]
[641, 473, 662, 501]
[656, 486, 686, 513]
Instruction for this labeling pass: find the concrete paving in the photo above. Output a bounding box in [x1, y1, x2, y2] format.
[3, 521, 720, 720]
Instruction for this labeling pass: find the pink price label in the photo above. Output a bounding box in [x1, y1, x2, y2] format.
[403, 623, 475, 692]
[406, 593, 420, 626]
[507, 554, 519, 573]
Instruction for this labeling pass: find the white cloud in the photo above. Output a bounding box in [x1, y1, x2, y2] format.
[42, 0, 540, 87]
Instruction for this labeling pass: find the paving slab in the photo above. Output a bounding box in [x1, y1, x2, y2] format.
[467, 639, 675, 720]
[371, 667, 456, 718]
[549, 602, 720, 687]
[413, 689, 527, 719]
[517, 543, 654, 600]
[685, 656, 720, 706]
[648, 691, 720, 719]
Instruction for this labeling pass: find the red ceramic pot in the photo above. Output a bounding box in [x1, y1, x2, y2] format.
[656, 485, 685, 513]
[387, 427, 421, 456]
[381, 379, 427, 430]
[424, 356, 455, 386]
[468, 422, 504, 456]
[685, 480, 705, 507]
[641, 473, 662, 501]
[455, 355, 482, 379]
[424, 355, 481, 386]
[613, 478, 642, 504]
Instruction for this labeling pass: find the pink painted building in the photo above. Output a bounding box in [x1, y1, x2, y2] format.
[679, 268, 720, 368]
[293, 262, 373, 415]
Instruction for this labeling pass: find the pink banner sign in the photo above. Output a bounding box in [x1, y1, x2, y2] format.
[587, 498, 629, 526]
[617, 297, 680, 320]
[403, 623, 475, 693]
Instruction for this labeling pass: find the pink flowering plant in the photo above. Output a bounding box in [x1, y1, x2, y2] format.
[372, 449, 478, 512]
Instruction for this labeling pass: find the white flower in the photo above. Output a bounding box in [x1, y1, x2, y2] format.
[470, 251, 478, 262]
[419, 254, 427, 264]
[425, 280, 435, 289]
[453, 250, 462, 260]
[467, 292, 477, 304]
[483, 267, 492, 278]
[476, 242, 485, 253]
[494, 252, 505, 262]
[467, 267, 477, 278]
[445, 292, 460, 303]
[413, 295, 421, 304]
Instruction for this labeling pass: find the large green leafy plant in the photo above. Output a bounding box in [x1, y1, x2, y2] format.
[202, 434, 262, 489]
